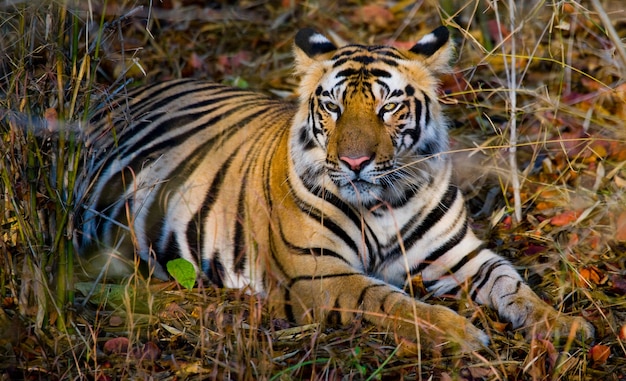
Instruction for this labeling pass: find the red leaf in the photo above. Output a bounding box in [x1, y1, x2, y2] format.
[524, 244, 547, 256]
[103, 337, 129, 354]
[132, 341, 161, 361]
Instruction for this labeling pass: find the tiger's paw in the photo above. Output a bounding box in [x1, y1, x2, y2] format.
[392, 304, 489, 354]
[506, 286, 595, 343]
[523, 312, 595, 343]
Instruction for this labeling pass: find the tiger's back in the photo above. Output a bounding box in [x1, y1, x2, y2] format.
[77, 27, 593, 351]
[78, 80, 295, 286]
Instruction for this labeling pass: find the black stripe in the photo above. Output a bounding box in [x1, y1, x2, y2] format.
[379, 288, 405, 314]
[382, 184, 458, 264]
[410, 219, 468, 275]
[276, 219, 352, 266]
[502, 279, 522, 299]
[357, 283, 386, 306]
[289, 183, 362, 256]
[369, 68, 391, 78]
[209, 253, 225, 287]
[233, 179, 248, 274]
[470, 259, 509, 301]
[404, 185, 458, 249]
[160, 231, 180, 266]
[421, 243, 487, 292]
[186, 213, 202, 268]
[447, 242, 486, 275]
[288, 272, 362, 287]
[326, 299, 342, 325]
[336, 68, 360, 78]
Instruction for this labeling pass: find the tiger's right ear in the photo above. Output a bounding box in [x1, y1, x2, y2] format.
[408, 26, 454, 74]
[294, 28, 337, 75]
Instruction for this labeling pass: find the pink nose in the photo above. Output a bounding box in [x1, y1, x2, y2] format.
[340, 155, 372, 171]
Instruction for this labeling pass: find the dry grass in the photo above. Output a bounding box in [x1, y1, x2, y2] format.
[1, 0, 625, 379]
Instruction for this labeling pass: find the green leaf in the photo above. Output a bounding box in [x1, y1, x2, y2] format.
[166, 258, 196, 290]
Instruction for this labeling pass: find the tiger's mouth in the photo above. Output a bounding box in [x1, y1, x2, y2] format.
[329, 172, 387, 206]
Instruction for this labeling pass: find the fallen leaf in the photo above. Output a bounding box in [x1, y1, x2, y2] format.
[524, 244, 547, 256]
[103, 337, 130, 355]
[491, 321, 509, 333]
[589, 344, 610, 364]
[550, 210, 581, 226]
[132, 341, 161, 361]
[579, 266, 606, 286]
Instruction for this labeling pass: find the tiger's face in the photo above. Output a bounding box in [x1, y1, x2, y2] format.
[291, 27, 454, 208]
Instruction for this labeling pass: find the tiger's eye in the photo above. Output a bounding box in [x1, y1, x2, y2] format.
[324, 102, 340, 113]
[382, 102, 397, 112]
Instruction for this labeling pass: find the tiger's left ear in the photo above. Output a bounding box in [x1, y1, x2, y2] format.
[294, 28, 337, 75]
[409, 26, 454, 74]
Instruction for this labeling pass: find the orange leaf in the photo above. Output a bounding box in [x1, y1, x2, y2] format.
[535, 201, 555, 211]
[550, 210, 581, 226]
[579, 266, 606, 286]
[589, 344, 610, 364]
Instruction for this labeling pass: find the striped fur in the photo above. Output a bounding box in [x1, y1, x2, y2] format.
[76, 27, 593, 351]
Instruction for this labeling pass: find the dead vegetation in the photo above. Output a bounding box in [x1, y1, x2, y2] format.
[1, 0, 625, 379]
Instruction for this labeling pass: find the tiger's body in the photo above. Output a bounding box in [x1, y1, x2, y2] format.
[76, 27, 593, 351]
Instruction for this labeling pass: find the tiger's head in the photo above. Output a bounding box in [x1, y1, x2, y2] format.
[291, 27, 454, 208]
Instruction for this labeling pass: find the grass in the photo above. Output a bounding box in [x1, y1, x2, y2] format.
[1, 0, 625, 379]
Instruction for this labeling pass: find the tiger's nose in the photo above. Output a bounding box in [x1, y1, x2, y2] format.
[340, 155, 372, 172]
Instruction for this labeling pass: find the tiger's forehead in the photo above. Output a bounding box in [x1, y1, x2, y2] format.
[330, 44, 410, 68]
[319, 45, 413, 97]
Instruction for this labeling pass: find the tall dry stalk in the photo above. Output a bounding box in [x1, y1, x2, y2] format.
[489, 0, 522, 223]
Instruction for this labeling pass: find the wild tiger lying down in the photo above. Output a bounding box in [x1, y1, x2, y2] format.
[76, 26, 594, 352]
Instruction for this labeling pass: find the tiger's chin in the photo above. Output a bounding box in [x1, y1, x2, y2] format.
[335, 180, 389, 208]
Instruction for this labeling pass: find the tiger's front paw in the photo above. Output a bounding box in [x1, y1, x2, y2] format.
[525, 312, 595, 342]
[392, 303, 489, 354]
[506, 286, 595, 342]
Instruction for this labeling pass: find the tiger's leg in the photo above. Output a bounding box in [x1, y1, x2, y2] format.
[477, 263, 595, 340]
[269, 259, 489, 353]
[422, 234, 594, 341]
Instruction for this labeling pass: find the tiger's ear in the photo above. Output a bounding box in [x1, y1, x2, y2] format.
[409, 26, 454, 74]
[294, 28, 337, 75]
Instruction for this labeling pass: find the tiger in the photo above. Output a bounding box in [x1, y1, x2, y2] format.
[76, 26, 594, 352]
